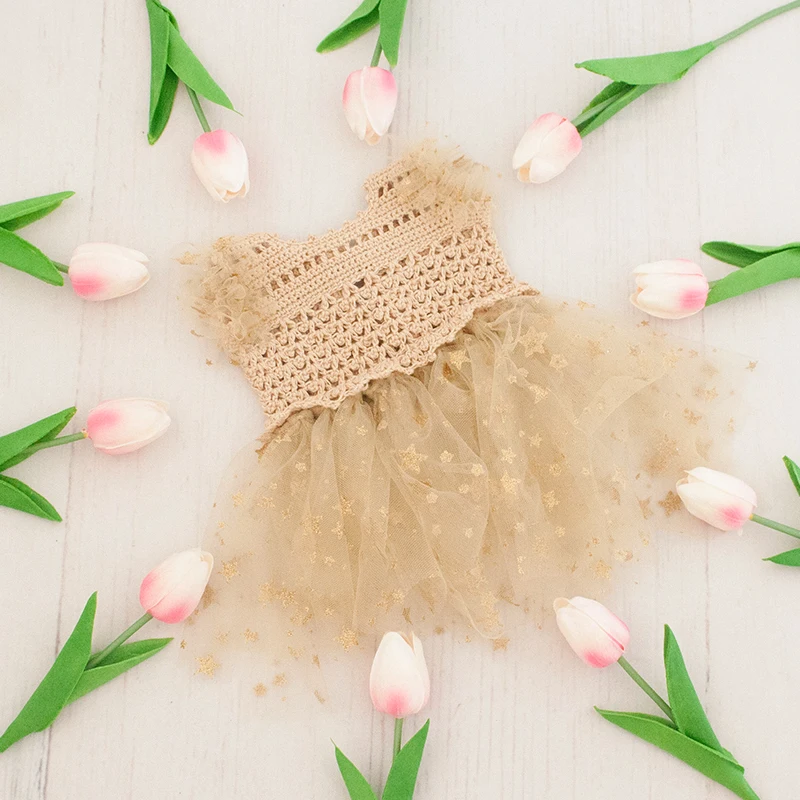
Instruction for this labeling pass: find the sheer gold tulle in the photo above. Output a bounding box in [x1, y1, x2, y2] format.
[184, 294, 743, 692]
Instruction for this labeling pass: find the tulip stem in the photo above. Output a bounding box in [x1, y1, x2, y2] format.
[52, 261, 70, 274]
[393, 718, 404, 760]
[187, 87, 212, 133]
[617, 657, 676, 723]
[10, 431, 88, 463]
[371, 39, 383, 68]
[85, 612, 153, 670]
[750, 513, 800, 541]
[571, 92, 627, 129]
[711, 0, 800, 48]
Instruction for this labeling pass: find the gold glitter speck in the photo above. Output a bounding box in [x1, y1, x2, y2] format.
[492, 636, 510, 651]
[195, 655, 220, 677]
[243, 628, 259, 643]
[220, 559, 240, 582]
[335, 627, 359, 651]
[659, 491, 683, 516]
[399, 444, 427, 473]
[253, 682, 267, 697]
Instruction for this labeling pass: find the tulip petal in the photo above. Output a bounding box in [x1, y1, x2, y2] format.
[68, 252, 150, 301]
[684, 467, 757, 508]
[370, 632, 428, 718]
[676, 469, 756, 531]
[554, 597, 628, 668]
[72, 243, 148, 263]
[512, 113, 582, 183]
[140, 549, 214, 624]
[343, 70, 369, 140]
[361, 67, 397, 139]
[632, 259, 704, 276]
[86, 398, 170, 455]
[191, 130, 249, 202]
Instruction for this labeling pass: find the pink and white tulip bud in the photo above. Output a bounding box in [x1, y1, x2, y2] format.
[369, 632, 430, 718]
[554, 597, 630, 668]
[68, 243, 149, 301]
[191, 130, 250, 202]
[139, 549, 214, 624]
[676, 467, 757, 531]
[630, 260, 709, 319]
[86, 398, 171, 455]
[512, 113, 582, 184]
[342, 67, 397, 146]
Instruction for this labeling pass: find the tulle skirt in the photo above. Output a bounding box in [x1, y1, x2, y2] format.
[184, 294, 741, 690]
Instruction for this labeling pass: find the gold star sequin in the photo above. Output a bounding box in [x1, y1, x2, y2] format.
[520, 329, 548, 356]
[659, 491, 683, 516]
[179, 639, 187, 649]
[695, 387, 719, 402]
[628, 345, 640, 357]
[549, 354, 568, 371]
[440, 450, 454, 463]
[500, 448, 517, 464]
[335, 627, 359, 651]
[232, 491, 244, 507]
[500, 472, 521, 495]
[615, 549, 633, 563]
[683, 408, 702, 425]
[273, 673, 287, 687]
[492, 636, 510, 651]
[243, 628, 259, 643]
[639, 497, 653, 520]
[529, 433, 542, 448]
[587, 340, 606, 358]
[746, 361, 758, 371]
[594, 560, 612, 580]
[399, 444, 427, 474]
[449, 349, 469, 369]
[577, 300, 595, 311]
[220, 558, 240, 582]
[314, 690, 327, 704]
[541, 490, 559, 510]
[531, 384, 549, 404]
[253, 682, 267, 697]
[471, 463, 485, 476]
[195, 655, 220, 677]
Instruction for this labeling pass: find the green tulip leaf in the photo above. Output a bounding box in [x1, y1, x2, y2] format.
[317, 0, 381, 54]
[0, 593, 97, 753]
[66, 638, 172, 704]
[0, 406, 77, 471]
[701, 241, 800, 269]
[167, 23, 235, 111]
[596, 710, 760, 800]
[334, 744, 378, 800]
[0, 476, 61, 521]
[663, 626, 724, 754]
[782, 456, 800, 497]
[706, 249, 800, 306]
[764, 548, 800, 567]
[0, 227, 63, 285]
[0, 191, 74, 232]
[575, 82, 652, 137]
[379, 0, 408, 67]
[145, 0, 176, 144]
[382, 720, 430, 800]
[576, 42, 715, 85]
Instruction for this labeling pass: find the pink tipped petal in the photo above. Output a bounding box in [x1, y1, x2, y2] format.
[684, 467, 758, 507]
[513, 114, 582, 183]
[369, 632, 430, 718]
[568, 597, 630, 651]
[68, 252, 150, 301]
[191, 131, 249, 202]
[631, 272, 709, 319]
[554, 597, 628, 668]
[361, 67, 397, 140]
[343, 71, 369, 140]
[676, 468, 757, 531]
[140, 549, 214, 623]
[86, 398, 170, 454]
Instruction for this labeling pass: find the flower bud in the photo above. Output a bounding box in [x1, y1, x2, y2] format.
[140, 549, 214, 624]
[86, 398, 170, 455]
[676, 467, 757, 531]
[68, 243, 149, 301]
[369, 632, 430, 718]
[554, 596, 630, 668]
[191, 130, 250, 202]
[512, 113, 582, 183]
[342, 67, 398, 145]
[630, 259, 709, 319]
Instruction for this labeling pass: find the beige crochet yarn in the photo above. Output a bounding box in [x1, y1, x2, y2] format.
[184, 145, 744, 696]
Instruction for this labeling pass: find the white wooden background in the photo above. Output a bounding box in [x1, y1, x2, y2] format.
[1, 0, 799, 797]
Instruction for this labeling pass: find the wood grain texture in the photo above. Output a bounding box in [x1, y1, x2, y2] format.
[0, 0, 798, 797]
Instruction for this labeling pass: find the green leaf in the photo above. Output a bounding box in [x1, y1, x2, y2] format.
[764, 548, 800, 566]
[66, 638, 172, 704]
[0, 192, 74, 232]
[701, 241, 800, 269]
[145, 0, 174, 143]
[575, 83, 652, 137]
[783, 456, 800, 498]
[0, 227, 63, 285]
[0, 407, 77, 470]
[334, 744, 378, 800]
[148, 67, 179, 145]
[0, 476, 61, 521]
[0, 593, 97, 753]
[379, 0, 408, 67]
[317, 0, 381, 53]
[663, 626, 723, 753]
[596, 710, 761, 800]
[382, 720, 430, 800]
[706, 249, 800, 305]
[576, 42, 715, 85]
[167, 24, 234, 111]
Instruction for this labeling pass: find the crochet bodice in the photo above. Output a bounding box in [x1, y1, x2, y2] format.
[196, 147, 532, 432]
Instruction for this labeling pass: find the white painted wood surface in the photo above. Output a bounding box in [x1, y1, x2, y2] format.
[1, 0, 799, 797]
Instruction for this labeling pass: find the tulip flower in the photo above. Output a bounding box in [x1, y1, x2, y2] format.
[553, 597, 630, 668]
[342, 67, 398, 145]
[630, 259, 709, 319]
[512, 113, 582, 184]
[191, 130, 250, 202]
[370, 631, 430, 718]
[86, 398, 170, 455]
[676, 467, 757, 531]
[68, 242, 150, 301]
[139, 549, 214, 624]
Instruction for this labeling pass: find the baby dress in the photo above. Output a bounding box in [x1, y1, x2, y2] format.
[185, 145, 738, 688]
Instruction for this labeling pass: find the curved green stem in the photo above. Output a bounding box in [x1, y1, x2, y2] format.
[751, 513, 800, 541]
[618, 656, 676, 723]
[86, 613, 153, 670]
[186, 86, 211, 133]
[370, 38, 383, 67]
[393, 718, 404, 760]
[712, 0, 800, 48]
